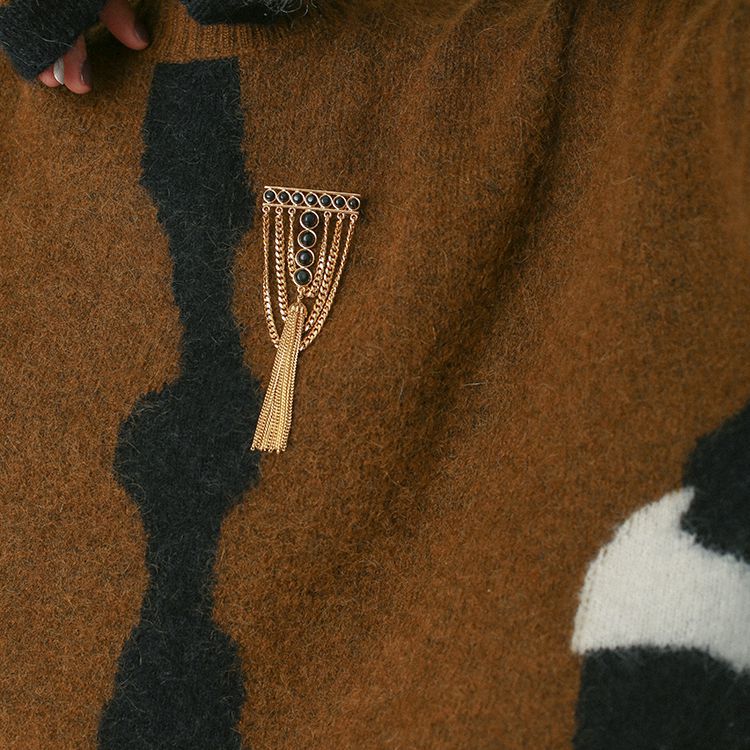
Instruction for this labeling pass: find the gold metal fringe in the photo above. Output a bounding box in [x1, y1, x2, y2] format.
[251, 299, 308, 453]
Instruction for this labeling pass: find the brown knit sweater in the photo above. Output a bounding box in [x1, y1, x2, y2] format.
[1, 1, 749, 748]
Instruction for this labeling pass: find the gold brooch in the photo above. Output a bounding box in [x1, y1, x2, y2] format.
[251, 185, 362, 453]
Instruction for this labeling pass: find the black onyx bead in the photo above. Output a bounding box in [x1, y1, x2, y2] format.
[296, 249, 314, 267]
[334, 196, 346, 208]
[305, 193, 319, 206]
[264, 190, 276, 202]
[348, 197, 360, 210]
[320, 194, 332, 207]
[292, 192, 304, 204]
[294, 268, 312, 285]
[298, 230, 317, 248]
[300, 211, 319, 229]
[278, 191, 290, 202]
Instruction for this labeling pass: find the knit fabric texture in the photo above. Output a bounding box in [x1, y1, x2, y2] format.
[0, 0, 300, 79]
[96, 57, 260, 750]
[179, 0, 301, 24]
[0, 0, 108, 79]
[1, 0, 749, 748]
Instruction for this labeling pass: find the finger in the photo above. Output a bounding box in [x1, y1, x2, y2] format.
[62, 35, 92, 94]
[38, 65, 61, 87]
[99, 0, 149, 50]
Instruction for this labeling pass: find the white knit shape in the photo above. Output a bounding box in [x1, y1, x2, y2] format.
[571, 487, 750, 674]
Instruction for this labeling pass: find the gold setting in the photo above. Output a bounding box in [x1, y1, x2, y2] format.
[251, 185, 362, 453]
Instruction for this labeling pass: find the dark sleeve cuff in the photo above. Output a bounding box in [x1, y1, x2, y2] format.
[0, 0, 107, 80]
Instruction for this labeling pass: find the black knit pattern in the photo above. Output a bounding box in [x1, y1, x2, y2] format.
[681, 398, 750, 565]
[97, 58, 261, 749]
[0, 0, 106, 79]
[0, 0, 302, 81]
[180, 0, 300, 24]
[574, 647, 750, 750]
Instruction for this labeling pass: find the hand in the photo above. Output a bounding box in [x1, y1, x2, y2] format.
[37, 0, 149, 94]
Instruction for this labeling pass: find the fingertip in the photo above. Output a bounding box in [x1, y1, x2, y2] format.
[80, 59, 93, 90]
[100, 0, 150, 51]
[38, 66, 61, 87]
[63, 36, 92, 95]
[132, 20, 151, 49]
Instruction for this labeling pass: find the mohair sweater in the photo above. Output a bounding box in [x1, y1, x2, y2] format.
[1, 0, 749, 748]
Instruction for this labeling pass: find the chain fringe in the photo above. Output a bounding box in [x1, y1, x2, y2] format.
[251, 300, 307, 453]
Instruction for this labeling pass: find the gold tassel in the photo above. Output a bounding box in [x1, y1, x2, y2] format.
[251, 300, 308, 453]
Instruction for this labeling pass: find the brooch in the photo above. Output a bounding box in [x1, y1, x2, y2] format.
[251, 185, 362, 453]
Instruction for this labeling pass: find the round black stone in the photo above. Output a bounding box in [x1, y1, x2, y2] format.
[296, 249, 314, 267]
[334, 196, 346, 209]
[348, 197, 360, 210]
[305, 193, 319, 206]
[294, 268, 312, 285]
[320, 194, 332, 207]
[278, 191, 290, 203]
[298, 230, 317, 248]
[292, 192, 304, 204]
[264, 190, 276, 202]
[300, 211, 319, 229]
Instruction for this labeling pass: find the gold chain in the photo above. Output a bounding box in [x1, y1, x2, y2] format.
[286, 208, 296, 270]
[308, 210, 332, 298]
[261, 205, 280, 346]
[304, 212, 343, 333]
[273, 207, 289, 322]
[301, 214, 357, 351]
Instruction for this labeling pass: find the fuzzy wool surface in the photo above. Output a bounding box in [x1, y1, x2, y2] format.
[572, 487, 750, 673]
[96, 58, 260, 750]
[0, 0, 305, 79]
[1, 1, 750, 748]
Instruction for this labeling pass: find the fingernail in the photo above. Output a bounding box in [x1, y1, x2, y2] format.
[134, 20, 150, 44]
[53, 58, 65, 85]
[80, 59, 92, 87]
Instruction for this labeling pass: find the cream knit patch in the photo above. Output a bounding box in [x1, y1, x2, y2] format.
[571, 487, 750, 674]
